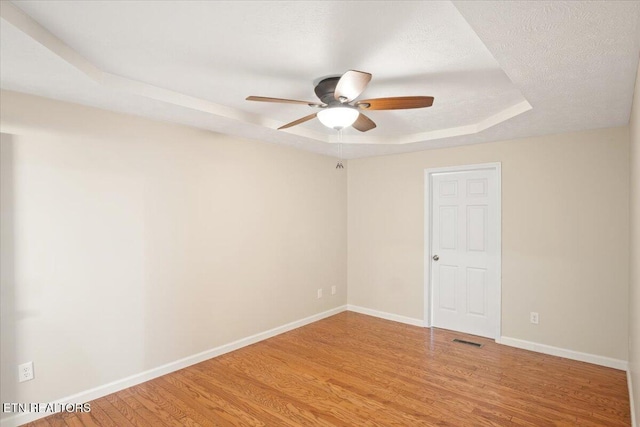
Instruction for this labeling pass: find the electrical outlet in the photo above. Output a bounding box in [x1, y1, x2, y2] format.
[18, 361, 34, 382]
[530, 312, 539, 324]
[317, 289, 323, 299]
[331, 285, 336, 295]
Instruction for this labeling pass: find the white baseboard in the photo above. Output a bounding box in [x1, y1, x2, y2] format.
[347, 304, 424, 327]
[496, 336, 628, 371]
[0, 305, 348, 427]
[629, 369, 637, 427]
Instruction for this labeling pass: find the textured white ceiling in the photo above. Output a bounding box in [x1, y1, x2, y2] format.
[1, 1, 639, 158]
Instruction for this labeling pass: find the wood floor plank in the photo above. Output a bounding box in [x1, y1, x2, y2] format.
[103, 394, 150, 427]
[207, 347, 445, 426]
[183, 370, 309, 425]
[73, 410, 102, 427]
[77, 399, 118, 427]
[291, 316, 629, 425]
[22, 312, 631, 426]
[140, 379, 217, 427]
[185, 360, 356, 426]
[251, 342, 507, 425]
[41, 414, 66, 427]
[128, 383, 200, 427]
[91, 397, 136, 427]
[116, 388, 174, 427]
[61, 414, 85, 427]
[158, 373, 256, 426]
[264, 330, 560, 424]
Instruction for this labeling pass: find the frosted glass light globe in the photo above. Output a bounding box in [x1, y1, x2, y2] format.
[317, 107, 359, 130]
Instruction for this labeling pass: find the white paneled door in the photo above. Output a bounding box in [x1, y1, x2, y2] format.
[430, 167, 500, 339]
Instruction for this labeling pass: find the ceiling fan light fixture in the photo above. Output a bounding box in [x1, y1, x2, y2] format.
[247, 70, 434, 133]
[317, 107, 359, 130]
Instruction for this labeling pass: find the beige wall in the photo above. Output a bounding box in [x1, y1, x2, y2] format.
[629, 62, 640, 424]
[348, 126, 630, 360]
[0, 91, 347, 411]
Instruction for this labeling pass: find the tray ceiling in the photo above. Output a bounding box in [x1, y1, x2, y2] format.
[1, 1, 638, 158]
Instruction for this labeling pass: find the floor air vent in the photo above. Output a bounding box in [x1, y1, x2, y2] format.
[452, 338, 483, 348]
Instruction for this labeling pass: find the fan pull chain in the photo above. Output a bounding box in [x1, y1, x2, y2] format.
[336, 130, 344, 169]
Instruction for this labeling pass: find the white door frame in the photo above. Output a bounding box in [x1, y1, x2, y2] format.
[423, 162, 502, 339]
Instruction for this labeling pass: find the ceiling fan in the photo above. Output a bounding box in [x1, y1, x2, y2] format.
[246, 70, 434, 132]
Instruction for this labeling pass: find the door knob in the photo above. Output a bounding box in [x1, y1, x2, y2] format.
[432, 255, 439, 261]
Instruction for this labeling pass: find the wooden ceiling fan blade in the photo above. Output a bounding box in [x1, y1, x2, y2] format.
[355, 96, 434, 110]
[278, 113, 318, 130]
[334, 70, 372, 103]
[352, 113, 376, 132]
[246, 96, 323, 106]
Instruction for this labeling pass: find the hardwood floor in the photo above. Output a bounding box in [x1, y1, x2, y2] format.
[25, 312, 631, 426]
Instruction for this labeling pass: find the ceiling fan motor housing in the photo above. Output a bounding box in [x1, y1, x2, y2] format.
[314, 77, 342, 105]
